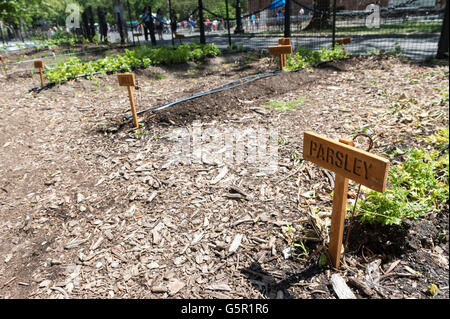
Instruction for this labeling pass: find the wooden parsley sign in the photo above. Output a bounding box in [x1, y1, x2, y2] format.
[303, 131, 389, 268]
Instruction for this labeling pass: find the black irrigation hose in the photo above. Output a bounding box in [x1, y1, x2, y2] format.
[121, 58, 337, 122]
[8, 65, 63, 76]
[27, 71, 103, 93]
[122, 70, 282, 121]
[27, 43, 241, 92]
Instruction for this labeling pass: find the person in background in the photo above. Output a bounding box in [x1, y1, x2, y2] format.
[250, 14, 255, 31]
[212, 19, 218, 31]
[189, 15, 195, 33]
[156, 9, 163, 40]
[277, 10, 283, 30]
[204, 17, 211, 33]
[142, 6, 156, 45]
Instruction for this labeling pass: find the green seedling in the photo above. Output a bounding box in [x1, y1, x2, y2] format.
[291, 240, 309, 258]
[264, 96, 311, 111]
[427, 284, 439, 298]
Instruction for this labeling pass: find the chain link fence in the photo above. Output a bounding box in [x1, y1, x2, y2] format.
[1, 0, 447, 61]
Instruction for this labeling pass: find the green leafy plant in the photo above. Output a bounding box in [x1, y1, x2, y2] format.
[391, 43, 402, 55]
[357, 129, 449, 225]
[44, 43, 221, 83]
[285, 45, 350, 71]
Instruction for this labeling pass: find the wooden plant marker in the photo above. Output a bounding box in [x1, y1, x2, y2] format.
[175, 33, 185, 45]
[0, 55, 8, 79]
[333, 37, 352, 46]
[133, 24, 144, 44]
[278, 38, 292, 67]
[118, 73, 139, 128]
[34, 60, 45, 87]
[303, 131, 389, 268]
[268, 44, 293, 70]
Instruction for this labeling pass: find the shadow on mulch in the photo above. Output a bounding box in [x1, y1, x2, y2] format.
[241, 261, 324, 299]
[345, 208, 448, 262]
[345, 220, 411, 260]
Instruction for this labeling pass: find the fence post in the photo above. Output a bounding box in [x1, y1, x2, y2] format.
[332, 0, 336, 48]
[437, 4, 449, 59]
[198, 0, 206, 44]
[225, 0, 232, 46]
[168, 0, 175, 46]
[284, 0, 291, 38]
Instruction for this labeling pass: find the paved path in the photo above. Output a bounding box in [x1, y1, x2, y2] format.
[110, 30, 440, 61]
[2, 30, 439, 61]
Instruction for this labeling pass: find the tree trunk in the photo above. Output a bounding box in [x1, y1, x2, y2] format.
[304, 0, 331, 31]
[436, 4, 449, 59]
[235, 0, 244, 33]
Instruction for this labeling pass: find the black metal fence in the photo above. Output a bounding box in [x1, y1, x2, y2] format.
[1, 0, 447, 61]
[208, 0, 447, 61]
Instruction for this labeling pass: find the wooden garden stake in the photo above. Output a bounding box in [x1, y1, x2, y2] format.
[268, 44, 292, 70]
[303, 131, 389, 268]
[333, 37, 352, 46]
[34, 60, 44, 87]
[0, 56, 8, 79]
[175, 33, 185, 45]
[278, 38, 292, 67]
[118, 73, 139, 128]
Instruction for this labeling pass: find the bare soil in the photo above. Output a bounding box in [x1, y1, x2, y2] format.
[0, 51, 448, 299]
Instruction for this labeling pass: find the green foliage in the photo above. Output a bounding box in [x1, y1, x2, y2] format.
[0, 0, 74, 26]
[45, 43, 221, 83]
[155, 73, 166, 80]
[426, 128, 449, 151]
[31, 31, 88, 50]
[263, 96, 311, 111]
[291, 241, 309, 258]
[0, 0, 249, 31]
[427, 284, 439, 298]
[285, 45, 350, 71]
[226, 43, 244, 53]
[358, 129, 449, 226]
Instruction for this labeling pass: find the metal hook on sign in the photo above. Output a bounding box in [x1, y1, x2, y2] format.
[352, 132, 373, 152]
